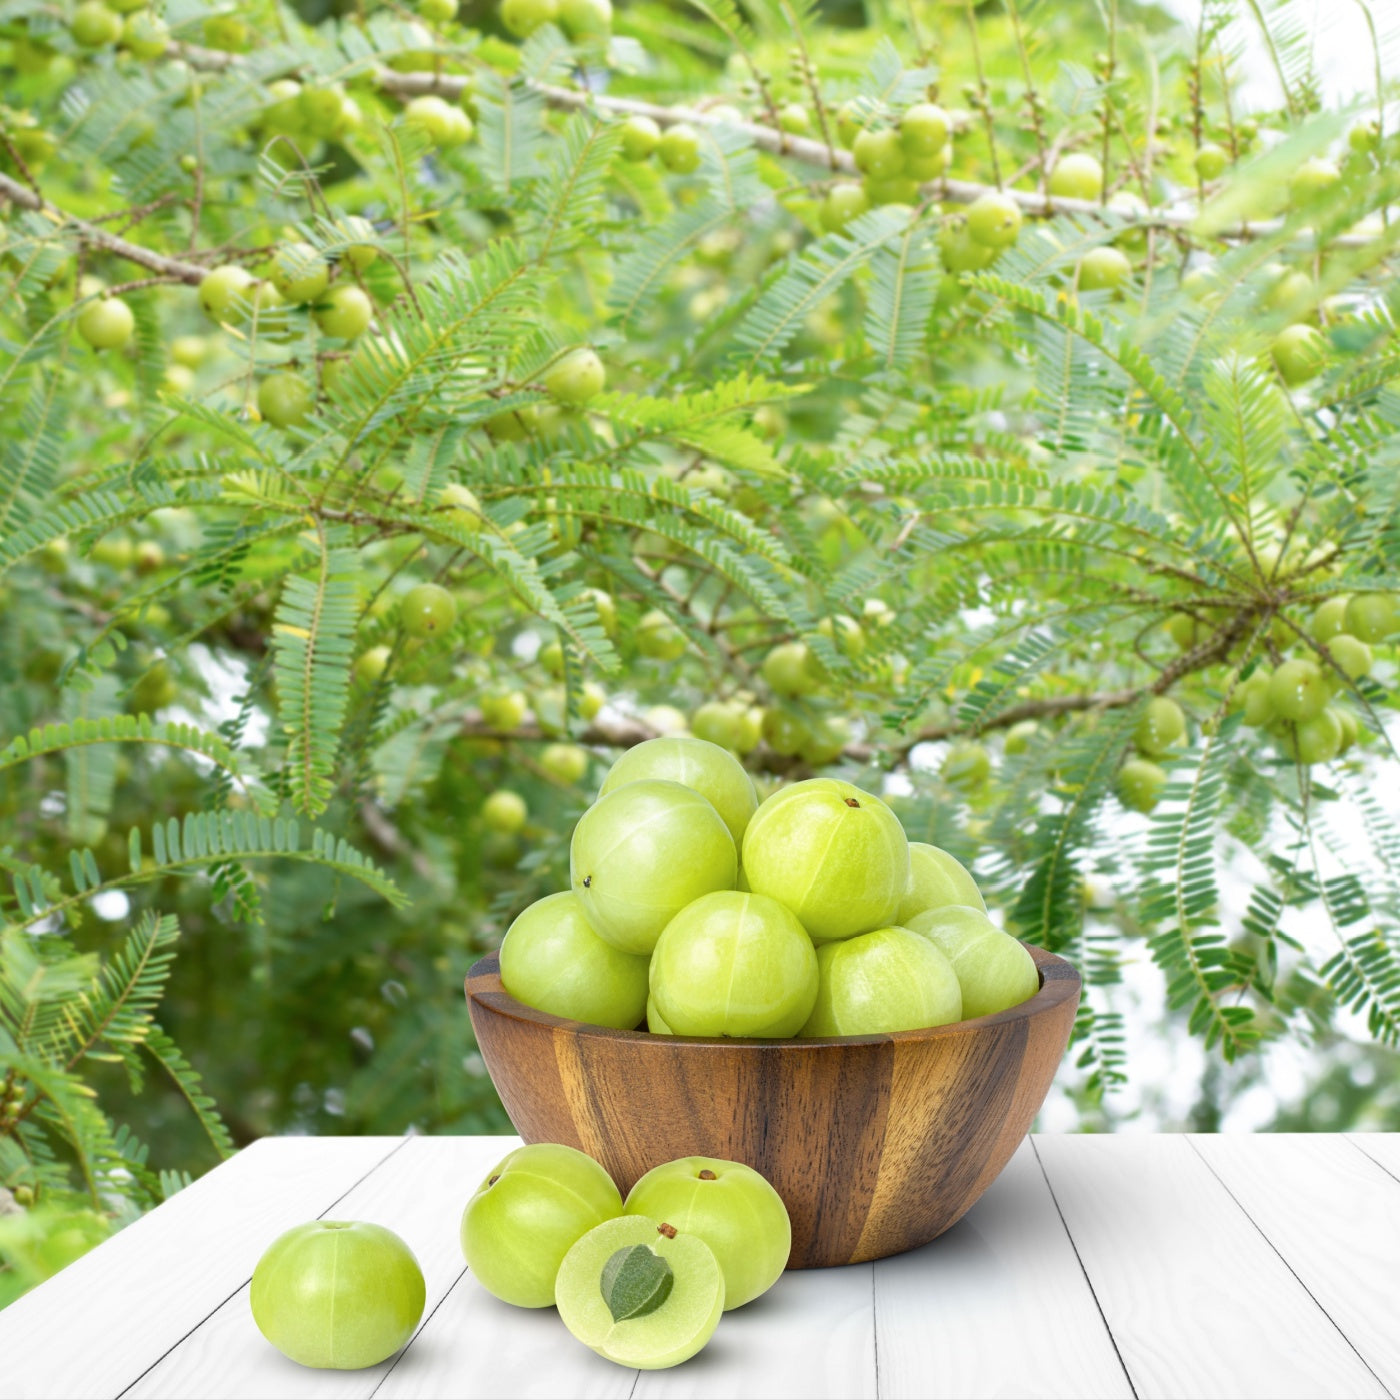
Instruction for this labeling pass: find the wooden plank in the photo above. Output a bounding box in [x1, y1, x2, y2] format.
[124, 1135, 514, 1400]
[1034, 1134, 1389, 1400]
[871, 1139, 1132, 1400]
[1190, 1134, 1400, 1395]
[0, 1136, 406, 1400]
[1349, 1133, 1400, 1184]
[629, 1265, 877, 1400]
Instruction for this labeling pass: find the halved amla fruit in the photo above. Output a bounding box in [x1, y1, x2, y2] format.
[555, 1216, 724, 1369]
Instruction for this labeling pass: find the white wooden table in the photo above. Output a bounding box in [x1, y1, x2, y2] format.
[3, 1134, 1398, 1400]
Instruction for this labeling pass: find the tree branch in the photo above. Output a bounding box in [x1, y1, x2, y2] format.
[0, 172, 206, 285]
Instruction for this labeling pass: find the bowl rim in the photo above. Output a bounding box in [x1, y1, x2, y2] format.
[466, 942, 1080, 1050]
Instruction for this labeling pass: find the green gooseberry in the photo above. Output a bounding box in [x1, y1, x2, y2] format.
[820, 182, 871, 234]
[400, 582, 457, 638]
[1272, 324, 1327, 387]
[71, 2, 122, 46]
[1116, 758, 1167, 813]
[250, 1221, 425, 1370]
[658, 124, 702, 174]
[481, 788, 528, 833]
[500, 0, 559, 38]
[1134, 696, 1186, 755]
[198, 264, 255, 321]
[462, 1142, 622, 1308]
[1077, 246, 1133, 292]
[1345, 593, 1399, 643]
[895, 842, 986, 924]
[623, 1158, 790, 1310]
[500, 891, 648, 1028]
[1268, 658, 1327, 720]
[1048, 152, 1104, 201]
[1194, 144, 1229, 181]
[76, 298, 134, 351]
[942, 740, 991, 789]
[801, 926, 962, 1035]
[1312, 597, 1350, 641]
[965, 192, 1023, 250]
[1325, 633, 1372, 682]
[761, 641, 822, 697]
[649, 890, 818, 1037]
[570, 779, 737, 954]
[543, 347, 606, 404]
[636, 610, 686, 661]
[621, 115, 661, 161]
[256, 371, 313, 429]
[599, 735, 758, 846]
[314, 284, 374, 340]
[900, 103, 949, 156]
[903, 904, 1039, 1019]
[742, 778, 908, 943]
[1278, 708, 1343, 764]
[853, 128, 905, 180]
[540, 743, 590, 784]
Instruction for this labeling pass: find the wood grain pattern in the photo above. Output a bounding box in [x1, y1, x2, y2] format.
[1034, 1134, 1389, 1400]
[872, 1141, 1132, 1399]
[1191, 1134, 1400, 1394]
[0, 1136, 406, 1400]
[466, 944, 1080, 1268]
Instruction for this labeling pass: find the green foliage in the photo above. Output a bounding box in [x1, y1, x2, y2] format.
[3, 0, 1400, 1305]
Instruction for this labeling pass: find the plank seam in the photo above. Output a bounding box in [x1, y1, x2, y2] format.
[1028, 1136, 1140, 1400]
[369, 1264, 470, 1398]
[114, 1135, 414, 1399]
[1347, 1135, 1400, 1188]
[1184, 1136, 1395, 1400]
[871, 1262, 882, 1400]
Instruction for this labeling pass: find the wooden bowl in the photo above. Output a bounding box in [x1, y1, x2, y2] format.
[465, 944, 1079, 1268]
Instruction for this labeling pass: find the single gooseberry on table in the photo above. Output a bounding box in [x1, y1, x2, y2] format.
[250, 1220, 425, 1369]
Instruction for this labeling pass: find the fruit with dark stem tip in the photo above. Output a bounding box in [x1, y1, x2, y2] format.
[555, 1216, 723, 1369]
[742, 778, 908, 943]
[570, 779, 736, 954]
[966, 192, 1023, 249]
[623, 1158, 790, 1309]
[462, 1142, 622, 1307]
[400, 582, 457, 638]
